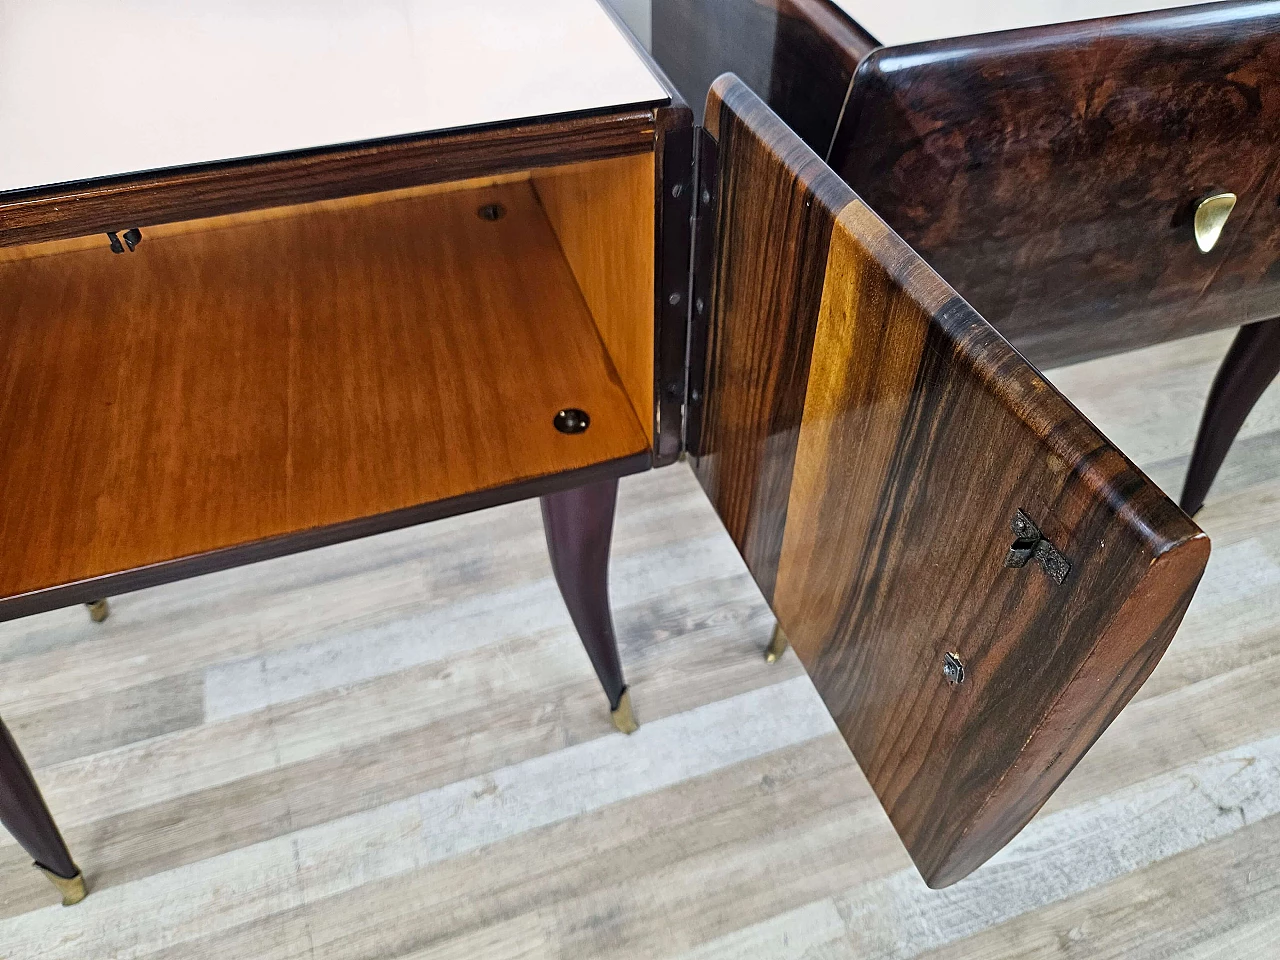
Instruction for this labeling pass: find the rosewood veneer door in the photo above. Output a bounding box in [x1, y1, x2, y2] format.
[692, 76, 1210, 888]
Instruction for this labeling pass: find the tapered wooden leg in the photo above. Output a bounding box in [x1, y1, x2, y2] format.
[541, 478, 637, 734]
[1181, 317, 1280, 516]
[0, 716, 87, 905]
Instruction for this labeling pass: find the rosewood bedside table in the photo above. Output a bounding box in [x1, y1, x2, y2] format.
[631, 0, 1280, 516]
[0, 0, 1209, 907]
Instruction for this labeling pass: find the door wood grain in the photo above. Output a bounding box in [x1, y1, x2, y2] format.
[695, 75, 1210, 887]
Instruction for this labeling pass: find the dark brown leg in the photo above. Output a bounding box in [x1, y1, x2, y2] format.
[0, 716, 87, 905]
[1181, 317, 1280, 516]
[541, 478, 637, 734]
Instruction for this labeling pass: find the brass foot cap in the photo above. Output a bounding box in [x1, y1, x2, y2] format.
[86, 599, 110, 624]
[36, 864, 87, 906]
[765, 624, 789, 664]
[611, 689, 639, 735]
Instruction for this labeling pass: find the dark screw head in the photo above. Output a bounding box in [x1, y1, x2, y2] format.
[942, 652, 965, 685]
[701, 187, 712, 205]
[477, 203, 506, 221]
[671, 183, 684, 198]
[553, 408, 590, 434]
[668, 292, 682, 306]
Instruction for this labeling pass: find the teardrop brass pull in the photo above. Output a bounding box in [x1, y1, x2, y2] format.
[1194, 192, 1237, 253]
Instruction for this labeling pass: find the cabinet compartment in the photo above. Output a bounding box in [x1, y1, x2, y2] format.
[0, 161, 655, 609]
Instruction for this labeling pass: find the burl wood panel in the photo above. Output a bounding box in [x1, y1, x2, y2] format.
[532, 154, 656, 445]
[647, 0, 874, 156]
[0, 180, 649, 602]
[691, 76, 855, 602]
[830, 1, 1280, 368]
[699, 77, 1209, 886]
[0, 109, 657, 249]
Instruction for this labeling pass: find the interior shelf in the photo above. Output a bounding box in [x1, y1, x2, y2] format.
[0, 179, 649, 600]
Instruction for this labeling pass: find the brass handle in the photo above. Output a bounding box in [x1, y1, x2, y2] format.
[1194, 192, 1237, 253]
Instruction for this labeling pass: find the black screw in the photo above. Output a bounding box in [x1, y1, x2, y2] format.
[553, 408, 590, 434]
[942, 652, 965, 685]
[477, 203, 506, 221]
[701, 188, 712, 205]
[668, 292, 682, 306]
[671, 183, 684, 198]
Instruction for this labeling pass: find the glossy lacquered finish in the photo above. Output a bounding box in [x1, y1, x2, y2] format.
[541, 478, 630, 715]
[1182, 316, 1280, 515]
[0, 109, 657, 249]
[695, 77, 1209, 887]
[639, 0, 874, 155]
[0, 717, 80, 882]
[831, 1, 1280, 368]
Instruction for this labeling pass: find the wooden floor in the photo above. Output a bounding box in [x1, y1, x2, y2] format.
[1, 327, 1278, 959]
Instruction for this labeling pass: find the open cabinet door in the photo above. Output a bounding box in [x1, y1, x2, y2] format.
[690, 76, 1211, 889]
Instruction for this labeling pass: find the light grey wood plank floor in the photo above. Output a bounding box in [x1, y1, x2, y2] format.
[1, 327, 1278, 959]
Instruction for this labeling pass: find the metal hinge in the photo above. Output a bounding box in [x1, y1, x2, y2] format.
[683, 127, 718, 456]
[654, 125, 695, 466]
[1005, 509, 1071, 585]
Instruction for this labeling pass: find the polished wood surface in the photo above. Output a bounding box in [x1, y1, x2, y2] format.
[533, 155, 656, 444]
[1182, 316, 1280, 514]
[541, 478, 629, 712]
[0, 179, 649, 607]
[830, 1, 1280, 368]
[0, 716, 79, 881]
[691, 77, 854, 603]
[638, 0, 874, 155]
[695, 77, 1209, 887]
[0, 109, 657, 249]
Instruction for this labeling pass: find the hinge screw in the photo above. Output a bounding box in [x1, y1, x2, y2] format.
[701, 188, 712, 205]
[671, 183, 684, 198]
[942, 652, 965, 685]
[477, 203, 506, 221]
[668, 292, 682, 306]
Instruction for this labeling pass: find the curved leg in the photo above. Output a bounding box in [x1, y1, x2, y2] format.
[1181, 317, 1280, 516]
[765, 623, 789, 663]
[541, 478, 637, 734]
[0, 716, 86, 905]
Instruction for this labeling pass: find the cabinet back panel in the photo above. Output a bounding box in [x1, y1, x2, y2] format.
[532, 154, 656, 444]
